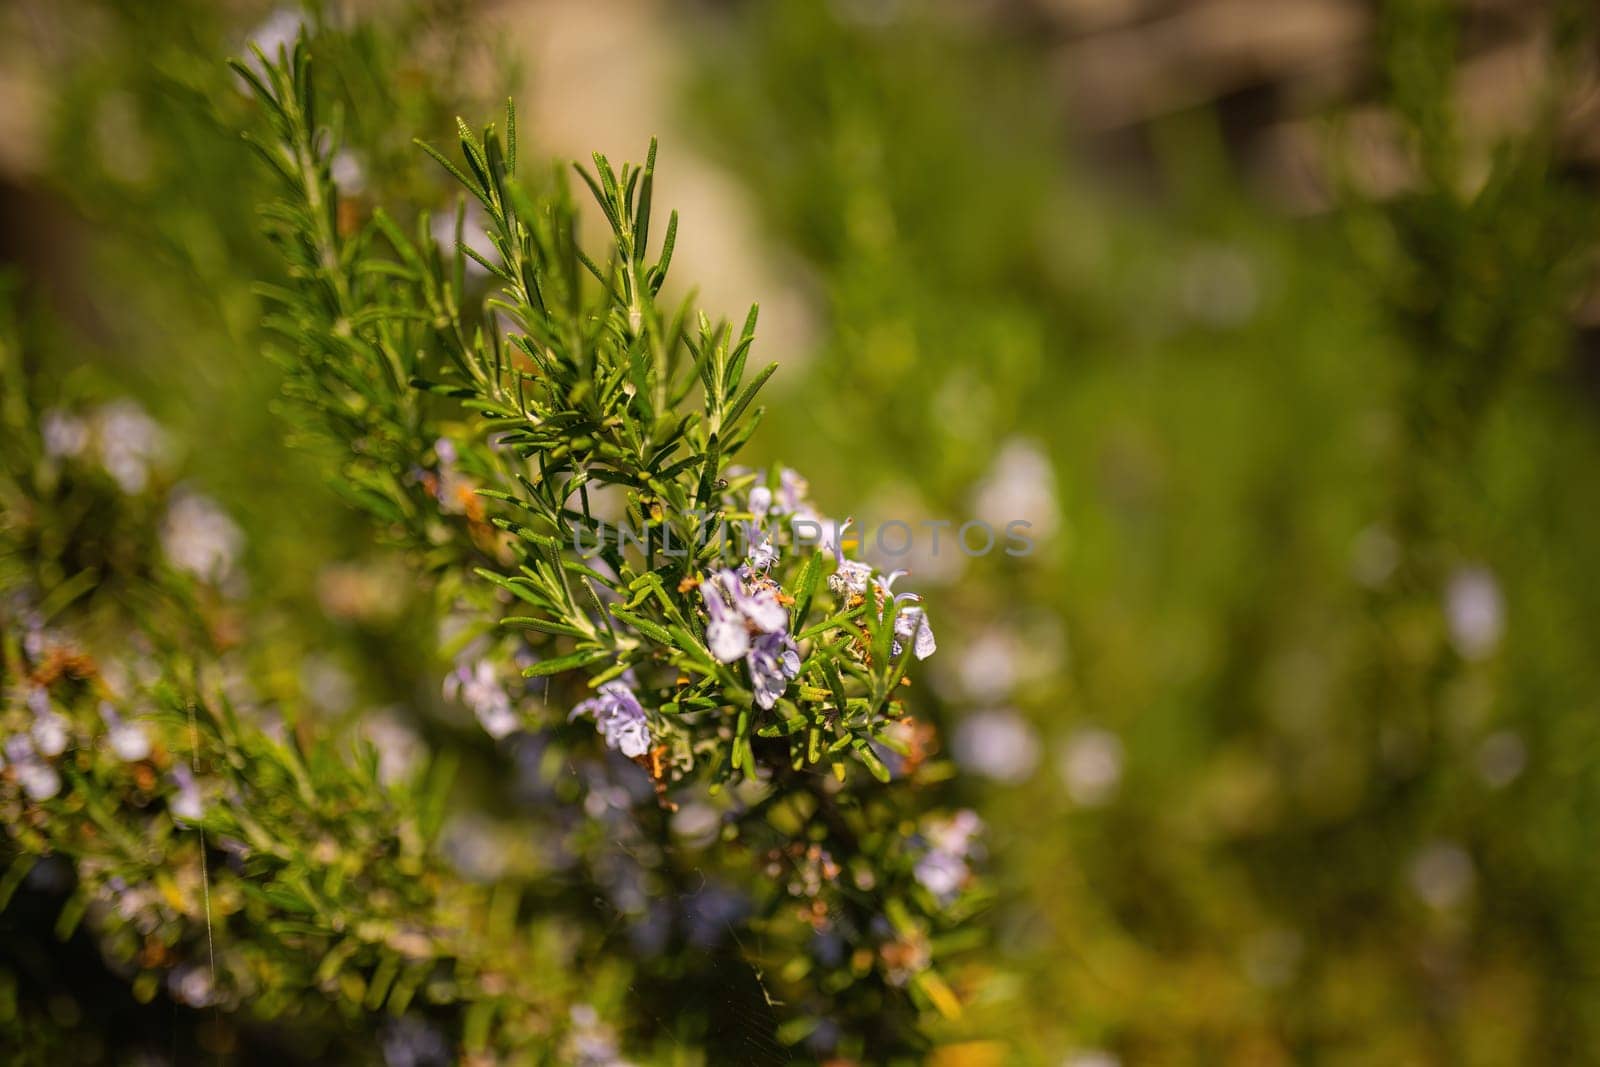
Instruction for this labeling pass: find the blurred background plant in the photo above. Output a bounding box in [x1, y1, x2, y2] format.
[3, 0, 1600, 1064]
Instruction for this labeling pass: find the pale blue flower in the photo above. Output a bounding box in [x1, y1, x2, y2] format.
[100, 702, 151, 762]
[829, 558, 873, 597]
[571, 681, 652, 758]
[27, 687, 70, 758]
[825, 519, 873, 596]
[700, 577, 751, 662]
[5, 735, 60, 801]
[701, 569, 788, 656]
[444, 659, 518, 739]
[748, 484, 773, 518]
[743, 535, 779, 576]
[749, 631, 802, 710]
[913, 850, 967, 899]
[701, 569, 800, 708]
[893, 604, 937, 661]
[913, 809, 984, 903]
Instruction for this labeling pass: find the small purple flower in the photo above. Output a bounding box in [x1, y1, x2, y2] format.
[444, 658, 519, 739]
[829, 558, 872, 597]
[701, 570, 788, 649]
[743, 536, 779, 576]
[875, 571, 936, 661]
[701, 575, 752, 663]
[5, 736, 60, 801]
[748, 631, 802, 710]
[167, 963, 216, 1008]
[93, 400, 168, 495]
[913, 809, 984, 904]
[571, 681, 652, 758]
[31, 712, 70, 759]
[826, 521, 873, 597]
[829, 554, 938, 661]
[701, 569, 800, 709]
[776, 468, 810, 517]
[748, 484, 773, 518]
[100, 702, 151, 762]
[26, 687, 70, 758]
[41, 409, 88, 459]
[893, 604, 937, 661]
[913, 850, 967, 899]
[926, 808, 984, 855]
[747, 467, 811, 519]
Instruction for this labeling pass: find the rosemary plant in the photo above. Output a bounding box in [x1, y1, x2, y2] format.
[233, 33, 989, 1062]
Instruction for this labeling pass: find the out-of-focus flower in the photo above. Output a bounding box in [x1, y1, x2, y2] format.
[27, 686, 71, 758]
[913, 850, 967, 899]
[671, 801, 722, 847]
[5, 735, 61, 801]
[571, 681, 651, 758]
[167, 963, 216, 1008]
[913, 809, 983, 903]
[1446, 566, 1504, 660]
[431, 206, 492, 277]
[246, 8, 305, 66]
[365, 711, 427, 785]
[972, 437, 1058, 540]
[956, 627, 1019, 701]
[566, 1004, 634, 1067]
[101, 702, 151, 762]
[330, 149, 366, 193]
[1410, 840, 1474, 910]
[952, 709, 1038, 784]
[162, 491, 244, 584]
[40, 409, 89, 458]
[806, 1018, 843, 1056]
[926, 808, 983, 856]
[1057, 727, 1124, 806]
[444, 658, 519, 739]
[93, 400, 169, 494]
[381, 1016, 452, 1067]
[31, 710, 70, 759]
[747, 466, 820, 524]
[440, 813, 512, 882]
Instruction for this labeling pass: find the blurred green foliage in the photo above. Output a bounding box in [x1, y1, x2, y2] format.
[688, 0, 1600, 1062]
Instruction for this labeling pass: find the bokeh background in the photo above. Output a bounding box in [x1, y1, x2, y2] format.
[4, 0, 1600, 1062]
